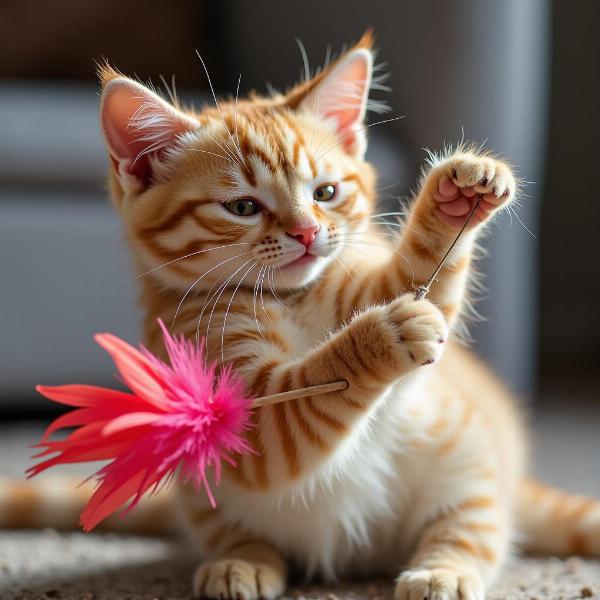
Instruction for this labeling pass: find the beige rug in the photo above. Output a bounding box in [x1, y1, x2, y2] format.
[1, 529, 599, 600]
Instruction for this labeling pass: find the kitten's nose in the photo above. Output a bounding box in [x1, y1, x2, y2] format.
[285, 224, 320, 248]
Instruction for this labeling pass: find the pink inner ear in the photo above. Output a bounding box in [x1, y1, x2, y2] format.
[302, 49, 372, 155]
[102, 85, 145, 159]
[101, 80, 194, 188]
[322, 56, 369, 133]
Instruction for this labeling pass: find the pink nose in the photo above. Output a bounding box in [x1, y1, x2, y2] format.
[285, 224, 320, 248]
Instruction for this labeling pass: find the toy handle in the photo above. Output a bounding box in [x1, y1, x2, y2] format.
[252, 379, 349, 407]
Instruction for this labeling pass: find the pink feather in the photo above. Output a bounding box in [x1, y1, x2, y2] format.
[28, 320, 255, 531]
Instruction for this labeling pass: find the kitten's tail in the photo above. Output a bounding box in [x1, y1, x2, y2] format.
[0, 476, 177, 535]
[517, 477, 600, 556]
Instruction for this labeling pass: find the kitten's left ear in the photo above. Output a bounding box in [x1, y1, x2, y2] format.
[99, 66, 197, 192]
[287, 33, 373, 157]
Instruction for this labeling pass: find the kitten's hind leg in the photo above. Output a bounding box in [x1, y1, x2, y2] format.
[193, 540, 287, 600]
[395, 495, 509, 600]
[181, 486, 287, 599]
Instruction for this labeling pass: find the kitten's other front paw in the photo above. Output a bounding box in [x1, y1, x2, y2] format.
[395, 568, 485, 600]
[193, 558, 285, 600]
[386, 295, 448, 367]
[431, 153, 516, 229]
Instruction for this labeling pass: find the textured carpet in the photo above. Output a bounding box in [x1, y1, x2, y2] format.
[1, 530, 600, 600]
[1, 385, 599, 599]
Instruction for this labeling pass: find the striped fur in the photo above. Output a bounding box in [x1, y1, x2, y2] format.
[0, 477, 176, 535]
[3, 34, 599, 600]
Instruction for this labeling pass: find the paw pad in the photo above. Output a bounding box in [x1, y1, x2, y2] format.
[432, 155, 516, 230]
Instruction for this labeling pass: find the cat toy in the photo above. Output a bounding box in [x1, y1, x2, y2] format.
[29, 200, 480, 531]
[29, 322, 349, 531]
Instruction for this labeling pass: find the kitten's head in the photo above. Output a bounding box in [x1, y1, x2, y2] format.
[100, 33, 379, 292]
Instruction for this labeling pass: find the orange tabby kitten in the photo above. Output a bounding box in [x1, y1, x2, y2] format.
[3, 32, 600, 600]
[98, 33, 600, 600]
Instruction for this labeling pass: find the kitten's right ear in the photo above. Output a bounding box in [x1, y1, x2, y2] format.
[285, 31, 374, 158]
[99, 67, 197, 191]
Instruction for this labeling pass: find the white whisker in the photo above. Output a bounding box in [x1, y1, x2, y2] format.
[376, 180, 401, 193]
[194, 261, 246, 345]
[203, 258, 255, 361]
[267, 266, 288, 311]
[508, 205, 536, 238]
[253, 264, 267, 341]
[315, 116, 403, 163]
[127, 242, 253, 281]
[189, 148, 239, 166]
[158, 74, 179, 107]
[338, 212, 430, 243]
[324, 44, 332, 68]
[338, 251, 376, 288]
[194, 127, 244, 167]
[234, 74, 242, 151]
[296, 38, 311, 82]
[171, 251, 252, 328]
[277, 265, 294, 295]
[339, 238, 415, 283]
[369, 211, 410, 219]
[220, 260, 259, 363]
[259, 266, 271, 322]
[195, 50, 246, 167]
[334, 255, 357, 285]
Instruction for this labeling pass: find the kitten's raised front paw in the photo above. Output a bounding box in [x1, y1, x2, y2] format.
[395, 568, 485, 600]
[193, 558, 285, 600]
[386, 295, 448, 367]
[431, 153, 516, 229]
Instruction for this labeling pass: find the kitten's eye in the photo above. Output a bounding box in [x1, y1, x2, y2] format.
[313, 184, 336, 202]
[223, 198, 262, 216]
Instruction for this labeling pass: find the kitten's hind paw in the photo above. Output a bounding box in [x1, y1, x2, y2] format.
[395, 568, 485, 600]
[193, 558, 285, 600]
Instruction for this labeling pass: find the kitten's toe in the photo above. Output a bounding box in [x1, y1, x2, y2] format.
[193, 558, 285, 600]
[395, 568, 484, 600]
[387, 295, 448, 367]
[194, 559, 257, 600]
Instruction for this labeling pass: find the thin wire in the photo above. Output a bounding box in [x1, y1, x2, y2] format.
[414, 198, 481, 300]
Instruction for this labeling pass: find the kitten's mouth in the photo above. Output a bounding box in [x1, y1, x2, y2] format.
[283, 251, 318, 268]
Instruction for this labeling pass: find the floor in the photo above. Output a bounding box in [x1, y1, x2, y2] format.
[1, 531, 599, 600]
[1, 383, 599, 599]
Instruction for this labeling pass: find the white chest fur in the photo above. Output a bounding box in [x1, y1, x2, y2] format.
[214, 380, 432, 580]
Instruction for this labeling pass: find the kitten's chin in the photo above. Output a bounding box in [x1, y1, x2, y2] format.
[274, 254, 329, 289]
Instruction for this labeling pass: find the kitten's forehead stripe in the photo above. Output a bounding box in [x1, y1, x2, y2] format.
[230, 108, 320, 189]
[139, 199, 213, 235]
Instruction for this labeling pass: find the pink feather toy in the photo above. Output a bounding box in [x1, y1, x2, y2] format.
[28, 320, 346, 531]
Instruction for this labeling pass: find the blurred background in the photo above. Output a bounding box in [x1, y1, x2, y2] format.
[0, 0, 598, 436]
